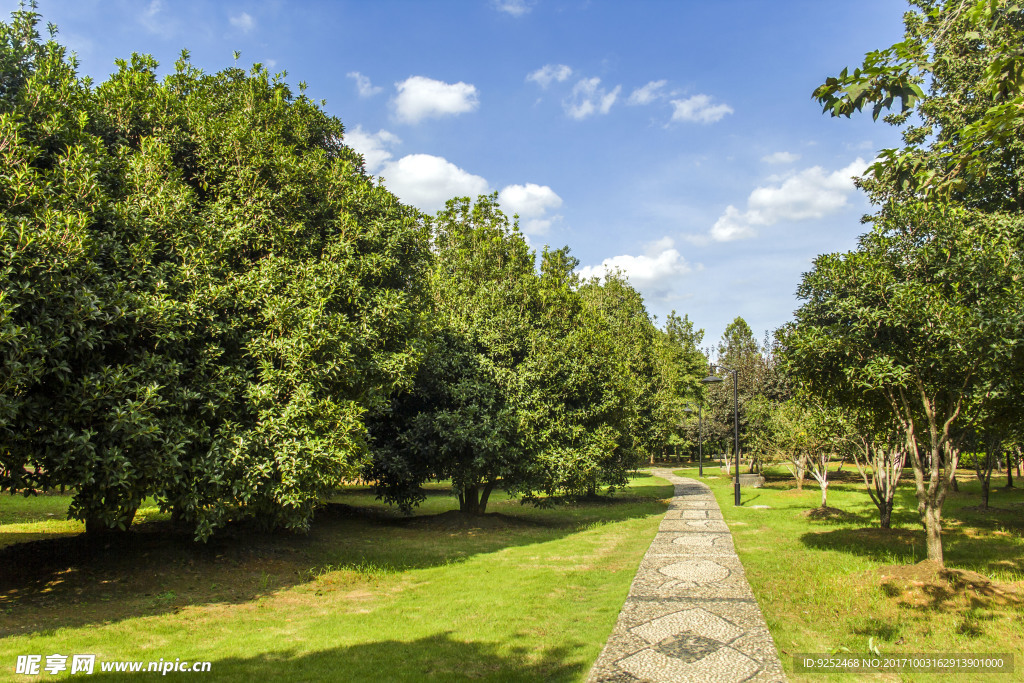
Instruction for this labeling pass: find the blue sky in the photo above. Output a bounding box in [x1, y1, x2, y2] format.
[8, 0, 909, 346]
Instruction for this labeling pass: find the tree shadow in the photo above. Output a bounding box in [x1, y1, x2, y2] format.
[0, 478, 671, 638]
[800, 525, 1024, 579]
[83, 632, 588, 682]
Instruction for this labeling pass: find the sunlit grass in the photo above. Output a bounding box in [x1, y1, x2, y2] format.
[674, 463, 1024, 683]
[0, 474, 673, 681]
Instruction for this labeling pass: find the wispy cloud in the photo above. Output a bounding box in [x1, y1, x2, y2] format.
[627, 80, 668, 106]
[347, 71, 383, 98]
[229, 12, 255, 33]
[526, 64, 573, 88]
[761, 151, 800, 164]
[564, 77, 621, 120]
[494, 0, 532, 17]
[670, 94, 733, 124]
[393, 76, 479, 124]
[139, 0, 174, 37]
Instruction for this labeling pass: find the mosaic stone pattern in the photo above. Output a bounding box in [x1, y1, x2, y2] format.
[587, 469, 786, 682]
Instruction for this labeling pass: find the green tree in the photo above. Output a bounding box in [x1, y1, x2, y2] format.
[578, 272, 660, 466]
[0, 9, 430, 538]
[366, 195, 534, 514]
[706, 317, 765, 471]
[814, 0, 1024, 207]
[518, 247, 634, 498]
[784, 203, 1024, 563]
[654, 313, 708, 460]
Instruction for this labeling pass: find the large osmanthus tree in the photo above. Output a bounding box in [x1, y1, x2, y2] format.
[0, 9, 430, 538]
[366, 196, 644, 513]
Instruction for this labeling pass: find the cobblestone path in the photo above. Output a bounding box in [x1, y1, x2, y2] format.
[587, 468, 786, 682]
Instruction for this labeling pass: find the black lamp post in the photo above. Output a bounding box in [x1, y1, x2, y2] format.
[683, 402, 704, 477]
[701, 364, 740, 506]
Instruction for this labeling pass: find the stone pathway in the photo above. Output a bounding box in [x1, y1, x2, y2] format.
[587, 469, 786, 682]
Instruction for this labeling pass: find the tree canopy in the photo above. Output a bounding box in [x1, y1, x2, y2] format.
[0, 9, 429, 538]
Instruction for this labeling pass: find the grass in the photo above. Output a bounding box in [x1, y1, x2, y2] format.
[672, 461, 1024, 682]
[0, 475, 673, 681]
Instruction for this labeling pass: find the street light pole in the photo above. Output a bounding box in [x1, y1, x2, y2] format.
[698, 401, 704, 477]
[683, 403, 704, 477]
[728, 367, 739, 506]
[701, 364, 741, 506]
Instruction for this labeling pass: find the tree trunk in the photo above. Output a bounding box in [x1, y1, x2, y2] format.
[458, 481, 495, 515]
[923, 503, 943, 564]
[85, 505, 138, 539]
[458, 485, 480, 514]
[879, 500, 893, 529]
[976, 440, 996, 509]
[479, 480, 495, 513]
[820, 481, 828, 508]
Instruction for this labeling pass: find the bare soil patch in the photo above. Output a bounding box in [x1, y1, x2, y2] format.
[801, 505, 858, 522]
[875, 560, 1023, 609]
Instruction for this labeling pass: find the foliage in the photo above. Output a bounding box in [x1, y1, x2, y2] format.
[366, 196, 646, 513]
[704, 317, 767, 466]
[0, 9, 429, 538]
[518, 247, 636, 498]
[783, 202, 1024, 562]
[366, 195, 533, 514]
[814, 0, 1024, 207]
[578, 272, 661, 466]
[654, 313, 708, 459]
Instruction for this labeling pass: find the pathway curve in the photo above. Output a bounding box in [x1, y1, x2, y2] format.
[587, 468, 786, 682]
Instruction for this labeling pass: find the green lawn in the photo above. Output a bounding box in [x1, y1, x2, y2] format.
[674, 463, 1024, 682]
[0, 475, 672, 681]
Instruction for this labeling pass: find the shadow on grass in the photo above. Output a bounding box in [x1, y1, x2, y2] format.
[800, 525, 1024, 577]
[83, 633, 588, 682]
[0, 476, 671, 639]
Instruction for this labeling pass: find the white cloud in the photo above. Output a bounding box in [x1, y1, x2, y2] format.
[498, 183, 563, 235]
[140, 0, 173, 36]
[627, 80, 668, 106]
[564, 77, 621, 120]
[264, 58, 278, 70]
[527, 64, 573, 88]
[577, 237, 691, 294]
[379, 154, 489, 213]
[762, 151, 800, 164]
[708, 158, 868, 242]
[229, 12, 255, 33]
[344, 126, 401, 174]
[670, 94, 733, 124]
[392, 76, 479, 124]
[494, 0, 532, 16]
[347, 71, 383, 98]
